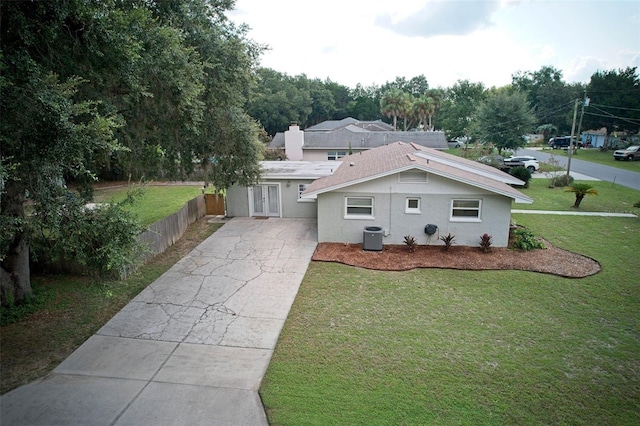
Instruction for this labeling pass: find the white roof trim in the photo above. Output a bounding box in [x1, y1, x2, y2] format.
[302, 163, 533, 204]
[412, 151, 523, 185]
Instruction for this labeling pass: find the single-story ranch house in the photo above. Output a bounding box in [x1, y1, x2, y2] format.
[227, 141, 533, 248]
[268, 117, 449, 161]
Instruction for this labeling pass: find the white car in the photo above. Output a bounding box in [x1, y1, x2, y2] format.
[504, 155, 539, 172]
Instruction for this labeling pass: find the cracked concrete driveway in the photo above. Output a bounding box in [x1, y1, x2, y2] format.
[1, 218, 318, 426]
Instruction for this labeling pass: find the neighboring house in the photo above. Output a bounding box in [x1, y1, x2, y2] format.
[303, 142, 532, 247]
[268, 117, 449, 161]
[228, 142, 533, 248]
[226, 161, 336, 218]
[580, 128, 607, 148]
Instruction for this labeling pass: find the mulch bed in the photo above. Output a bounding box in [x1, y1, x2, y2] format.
[312, 241, 601, 278]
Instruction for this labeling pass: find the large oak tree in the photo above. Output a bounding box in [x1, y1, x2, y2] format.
[1, 0, 262, 305]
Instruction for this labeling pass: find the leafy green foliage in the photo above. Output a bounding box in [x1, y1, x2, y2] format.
[510, 166, 532, 187]
[551, 173, 574, 187]
[511, 228, 545, 251]
[512, 66, 582, 134]
[471, 89, 537, 154]
[584, 67, 640, 137]
[30, 190, 146, 277]
[403, 235, 417, 253]
[564, 183, 599, 208]
[436, 79, 487, 140]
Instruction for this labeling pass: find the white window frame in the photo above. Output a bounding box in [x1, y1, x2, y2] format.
[297, 183, 313, 202]
[345, 196, 374, 219]
[405, 197, 421, 214]
[450, 199, 482, 222]
[328, 150, 347, 161]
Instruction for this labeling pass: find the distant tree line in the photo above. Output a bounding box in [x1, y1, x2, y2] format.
[248, 66, 640, 149]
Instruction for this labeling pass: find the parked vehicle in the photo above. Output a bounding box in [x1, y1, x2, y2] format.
[613, 145, 640, 161]
[504, 155, 539, 172]
[549, 136, 582, 150]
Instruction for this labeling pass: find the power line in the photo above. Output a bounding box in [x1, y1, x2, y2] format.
[590, 103, 640, 112]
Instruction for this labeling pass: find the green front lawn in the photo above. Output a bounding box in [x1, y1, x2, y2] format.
[545, 147, 640, 171]
[516, 178, 640, 213]
[260, 214, 640, 425]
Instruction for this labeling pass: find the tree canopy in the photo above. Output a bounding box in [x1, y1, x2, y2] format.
[583, 67, 640, 139]
[0, 0, 263, 305]
[471, 89, 537, 154]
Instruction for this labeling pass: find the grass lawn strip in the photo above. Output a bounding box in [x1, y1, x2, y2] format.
[260, 214, 640, 425]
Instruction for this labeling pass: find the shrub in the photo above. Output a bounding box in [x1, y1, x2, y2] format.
[634, 201, 640, 208]
[439, 233, 455, 251]
[510, 166, 532, 188]
[30, 190, 146, 277]
[479, 233, 492, 253]
[552, 173, 574, 187]
[511, 228, 545, 251]
[403, 235, 417, 253]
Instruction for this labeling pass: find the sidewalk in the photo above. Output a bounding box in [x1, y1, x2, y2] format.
[1, 217, 318, 426]
[512, 209, 637, 217]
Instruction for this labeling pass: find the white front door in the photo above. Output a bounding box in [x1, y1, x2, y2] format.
[250, 184, 280, 217]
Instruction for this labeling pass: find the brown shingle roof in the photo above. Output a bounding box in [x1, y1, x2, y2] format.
[302, 141, 533, 203]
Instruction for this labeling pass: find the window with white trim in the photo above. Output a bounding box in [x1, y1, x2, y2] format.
[328, 151, 347, 160]
[345, 197, 374, 218]
[405, 197, 421, 214]
[450, 199, 481, 221]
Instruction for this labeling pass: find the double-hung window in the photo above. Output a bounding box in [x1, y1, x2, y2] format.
[345, 197, 374, 219]
[450, 199, 481, 221]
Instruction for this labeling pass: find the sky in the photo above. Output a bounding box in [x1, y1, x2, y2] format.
[229, 0, 640, 89]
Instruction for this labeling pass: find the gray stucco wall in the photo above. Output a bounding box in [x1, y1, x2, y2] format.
[226, 179, 317, 218]
[316, 173, 513, 247]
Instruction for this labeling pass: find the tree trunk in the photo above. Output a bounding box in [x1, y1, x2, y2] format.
[0, 181, 32, 306]
[573, 194, 584, 208]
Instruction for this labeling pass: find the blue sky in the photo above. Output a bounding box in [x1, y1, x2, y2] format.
[229, 0, 640, 89]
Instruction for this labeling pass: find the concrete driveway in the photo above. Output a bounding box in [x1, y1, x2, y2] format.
[1, 218, 318, 426]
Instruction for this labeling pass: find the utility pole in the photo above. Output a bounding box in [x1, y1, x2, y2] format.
[566, 94, 589, 179]
[566, 99, 579, 180]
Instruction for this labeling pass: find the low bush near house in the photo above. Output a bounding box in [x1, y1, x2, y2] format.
[403, 235, 417, 253]
[479, 233, 492, 253]
[439, 233, 455, 251]
[511, 228, 545, 251]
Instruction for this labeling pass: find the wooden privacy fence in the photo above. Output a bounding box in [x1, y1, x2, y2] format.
[204, 193, 225, 215]
[136, 194, 207, 265]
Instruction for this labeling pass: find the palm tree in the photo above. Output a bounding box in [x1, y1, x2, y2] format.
[380, 88, 405, 131]
[413, 94, 431, 130]
[398, 95, 414, 131]
[565, 183, 598, 208]
[424, 89, 443, 131]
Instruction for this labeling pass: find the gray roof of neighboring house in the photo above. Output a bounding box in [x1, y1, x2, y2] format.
[301, 141, 533, 204]
[269, 118, 448, 150]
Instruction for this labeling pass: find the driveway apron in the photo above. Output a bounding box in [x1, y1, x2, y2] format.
[1, 218, 318, 426]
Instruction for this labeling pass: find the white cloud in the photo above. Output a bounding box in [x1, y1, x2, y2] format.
[229, 0, 640, 89]
[375, 0, 500, 38]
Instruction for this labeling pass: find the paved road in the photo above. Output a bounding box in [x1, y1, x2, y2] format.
[518, 148, 640, 191]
